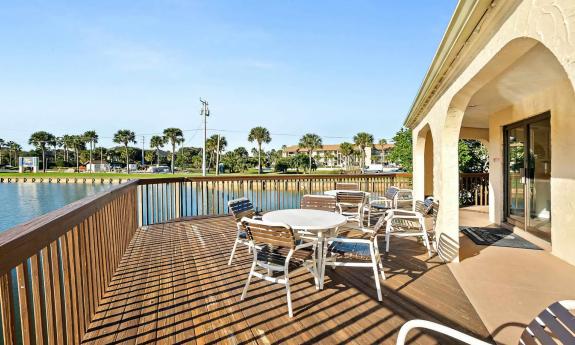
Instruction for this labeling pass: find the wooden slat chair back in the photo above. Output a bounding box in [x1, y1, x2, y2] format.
[242, 218, 297, 249]
[228, 197, 257, 223]
[336, 191, 366, 205]
[300, 195, 337, 212]
[240, 217, 319, 317]
[227, 197, 259, 265]
[335, 182, 360, 191]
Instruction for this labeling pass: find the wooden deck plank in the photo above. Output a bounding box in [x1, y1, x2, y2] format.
[82, 216, 491, 345]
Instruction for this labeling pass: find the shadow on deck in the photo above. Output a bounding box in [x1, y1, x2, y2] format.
[81, 216, 491, 345]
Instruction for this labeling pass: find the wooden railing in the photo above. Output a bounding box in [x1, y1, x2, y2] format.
[1, 171, 493, 344]
[459, 173, 489, 207]
[137, 173, 413, 225]
[0, 181, 138, 345]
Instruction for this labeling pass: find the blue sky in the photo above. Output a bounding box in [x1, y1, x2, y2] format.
[0, 0, 456, 151]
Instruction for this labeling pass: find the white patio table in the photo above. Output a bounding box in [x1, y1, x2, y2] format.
[262, 209, 347, 289]
[324, 190, 371, 197]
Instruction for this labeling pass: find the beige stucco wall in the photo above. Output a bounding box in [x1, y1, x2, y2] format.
[489, 80, 575, 264]
[411, 0, 575, 264]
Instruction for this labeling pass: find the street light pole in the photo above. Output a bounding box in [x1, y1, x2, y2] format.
[200, 98, 209, 176]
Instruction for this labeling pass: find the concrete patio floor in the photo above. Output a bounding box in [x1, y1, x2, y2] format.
[450, 207, 575, 344]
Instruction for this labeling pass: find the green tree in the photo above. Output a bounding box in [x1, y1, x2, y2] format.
[378, 138, 388, 164]
[248, 126, 271, 174]
[150, 135, 166, 166]
[0, 138, 5, 166]
[339, 142, 354, 170]
[8, 141, 21, 166]
[353, 132, 374, 168]
[290, 153, 309, 173]
[163, 128, 184, 174]
[70, 135, 87, 171]
[29, 131, 56, 172]
[206, 134, 227, 174]
[62, 134, 75, 163]
[83, 130, 99, 170]
[113, 129, 137, 173]
[274, 157, 291, 173]
[387, 128, 413, 172]
[459, 139, 488, 173]
[298, 133, 322, 174]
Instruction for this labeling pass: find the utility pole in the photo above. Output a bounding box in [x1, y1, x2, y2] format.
[141, 135, 145, 167]
[200, 98, 209, 176]
[215, 134, 221, 175]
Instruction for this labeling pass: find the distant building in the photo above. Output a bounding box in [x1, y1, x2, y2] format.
[282, 143, 394, 168]
[85, 160, 110, 172]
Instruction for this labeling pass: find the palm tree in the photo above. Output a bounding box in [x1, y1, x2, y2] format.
[28, 131, 56, 172]
[113, 130, 137, 173]
[378, 138, 388, 164]
[163, 128, 184, 174]
[353, 132, 374, 168]
[83, 130, 99, 171]
[0, 138, 4, 166]
[9, 142, 22, 166]
[206, 134, 227, 174]
[62, 134, 75, 163]
[68, 135, 86, 172]
[339, 142, 354, 170]
[150, 135, 166, 166]
[248, 126, 271, 174]
[298, 133, 322, 173]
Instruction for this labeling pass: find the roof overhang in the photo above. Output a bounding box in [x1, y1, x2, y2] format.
[404, 0, 495, 129]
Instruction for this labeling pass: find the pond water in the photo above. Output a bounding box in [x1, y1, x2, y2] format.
[0, 183, 112, 232]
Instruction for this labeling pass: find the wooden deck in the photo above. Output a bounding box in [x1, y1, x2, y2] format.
[81, 216, 491, 345]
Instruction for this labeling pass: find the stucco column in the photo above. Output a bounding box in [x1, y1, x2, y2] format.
[412, 127, 426, 202]
[436, 108, 463, 262]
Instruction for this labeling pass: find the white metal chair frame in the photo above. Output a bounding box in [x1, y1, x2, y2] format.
[240, 217, 320, 318]
[227, 197, 261, 265]
[364, 187, 414, 226]
[384, 200, 437, 258]
[298, 194, 337, 241]
[396, 300, 575, 345]
[322, 216, 387, 301]
[336, 191, 369, 227]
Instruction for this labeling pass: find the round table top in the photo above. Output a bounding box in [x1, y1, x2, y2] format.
[262, 209, 347, 231]
[324, 190, 371, 197]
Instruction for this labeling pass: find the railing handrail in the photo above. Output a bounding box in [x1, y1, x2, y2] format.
[137, 172, 412, 185]
[0, 179, 139, 276]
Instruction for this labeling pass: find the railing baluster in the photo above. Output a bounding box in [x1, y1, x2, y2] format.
[16, 262, 33, 344]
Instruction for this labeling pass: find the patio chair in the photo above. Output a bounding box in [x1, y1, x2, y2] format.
[300, 194, 337, 212]
[299, 194, 338, 241]
[335, 182, 360, 190]
[240, 217, 319, 317]
[227, 197, 261, 265]
[396, 300, 575, 345]
[364, 186, 397, 225]
[336, 191, 368, 226]
[384, 198, 438, 257]
[322, 214, 387, 301]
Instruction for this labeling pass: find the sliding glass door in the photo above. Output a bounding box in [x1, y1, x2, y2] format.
[504, 113, 551, 241]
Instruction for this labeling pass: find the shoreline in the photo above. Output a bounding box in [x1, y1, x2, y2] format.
[0, 177, 129, 184]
